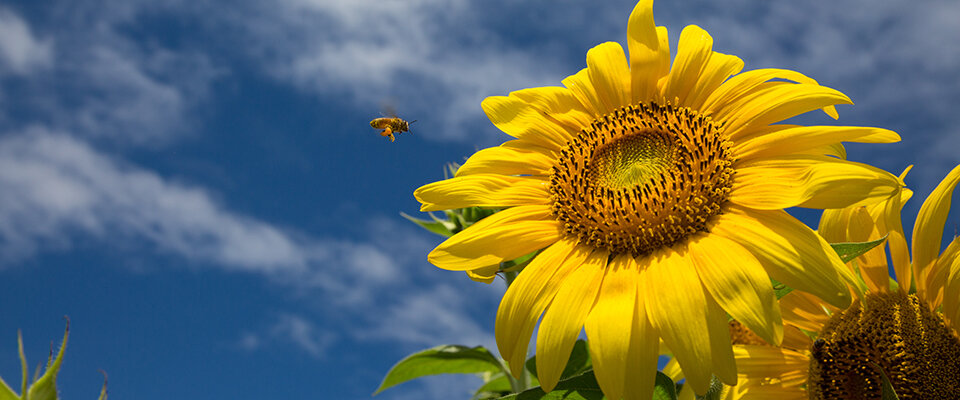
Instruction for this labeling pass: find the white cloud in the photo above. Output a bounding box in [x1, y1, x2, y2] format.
[231, 0, 563, 142]
[237, 313, 336, 358]
[0, 8, 53, 74]
[0, 4, 221, 144]
[359, 284, 497, 350]
[0, 127, 500, 359]
[0, 128, 309, 271]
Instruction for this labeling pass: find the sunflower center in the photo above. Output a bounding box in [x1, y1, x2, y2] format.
[550, 102, 734, 256]
[808, 291, 960, 399]
[728, 320, 768, 346]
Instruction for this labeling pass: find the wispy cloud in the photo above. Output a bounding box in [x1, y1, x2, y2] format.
[239, 313, 337, 358]
[0, 4, 221, 144]
[228, 0, 565, 142]
[0, 8, 53, 74]
[0, 127, 499, 355]
[0, 128, 309, 270]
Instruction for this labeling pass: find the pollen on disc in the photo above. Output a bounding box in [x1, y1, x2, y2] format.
[550, 102, 734, 256]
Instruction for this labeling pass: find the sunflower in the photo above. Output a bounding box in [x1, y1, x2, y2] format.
[710, 165, 960, 399]
[414, 0, 903, 398]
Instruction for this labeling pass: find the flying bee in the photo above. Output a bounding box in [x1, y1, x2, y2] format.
[370, 116, 416, 142]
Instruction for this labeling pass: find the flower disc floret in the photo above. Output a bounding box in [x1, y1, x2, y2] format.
[809, 292, 960, 399]
[551, 102, 734, 256]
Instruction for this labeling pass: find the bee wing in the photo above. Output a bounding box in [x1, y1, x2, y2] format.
[381, 104, 398, 118]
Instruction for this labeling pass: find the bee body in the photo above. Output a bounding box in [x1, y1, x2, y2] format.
[370, 117, 414, 142]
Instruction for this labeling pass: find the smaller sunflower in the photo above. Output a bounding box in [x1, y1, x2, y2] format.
[704, 164, 960, 399]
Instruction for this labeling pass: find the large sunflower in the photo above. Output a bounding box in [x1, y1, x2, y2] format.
[712, 165, 960, 399]
[414, 0, 903, 397]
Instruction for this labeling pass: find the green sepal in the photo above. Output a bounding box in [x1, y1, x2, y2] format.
[524, 340, 591, 381]
[400, 212, 456, 237]
[830, 235, 887, 263]
[96, 371, 107, 400]
[652, 371, 679, 400]
[25, 320, 69, 400]
[374, 345, 502, 395]
[0, 377, 17, 400]
[496, 370, 602, 400]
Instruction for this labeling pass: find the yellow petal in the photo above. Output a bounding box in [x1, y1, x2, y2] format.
[702, 68, 839, 120]
[455, 145, 555, 177]
[684, 52, 744, 110]
[501, 139, 559, 159]
[777, 290, 832, 333]
[428, 205, 559, 271]
[642, 246, 736, 394]
[662, 25, 714, 106]
[820, 204, 892, 293]
[415, 174, 550, 212]
[465, 264, 499, 283]
[912, 164, 960, 294]
[734, 126, 900, 161]
[562, 68, 602, 116]
[802, 142, 847, 159]
[690, 233, 783, 346]
[626, 0, 663, 101]
[536, 248, 608, 391]
[729, 155, 901, 210]
[711, 205, 854, 309]
[586, 42, 630, 114]
[621, 306, 658, 400]
[582, 254, 661, 400]
[880, 184, 912, 292]
[732, 345, 809, 398]
[927, 236, 960, 308]
[495, 239, 583, 376]
[510, 86, 595, 132]
[817, 207, 855, 244]
[584, 254, 637, 400]
[481, 95, 574, 149]
[781, 325, 812, 350]
[718, 84, 851, 138]
[942, 256, 960, 332]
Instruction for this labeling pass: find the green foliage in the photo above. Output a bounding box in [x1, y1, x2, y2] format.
[374, 325, 685, 399]
[496, 370, 603, 400]
[770, 278, 794, 299]
[772, 236, 890, 299]
[523, 340, 591, 382]
[871, 362, 901, 400]
[374, 345, 504, 395]
[652, 371, 679, 400]
[830, 235, 887, 263]
[694, 376, 724, 400]
[0, 320, 107, 400]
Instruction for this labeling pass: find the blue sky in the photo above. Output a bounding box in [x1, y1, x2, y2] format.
[0, 1, 958, 399]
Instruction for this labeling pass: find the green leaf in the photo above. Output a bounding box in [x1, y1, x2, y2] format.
[652, 371, 678, 400]
[497, 370, 603, 400]
[26, 320, 69, 400]
[0, 377, 18, 400]
[400, 212, 455, 237]
[871, 362, 900, 400]
[695, 376, 724, 400]
[830, 235, 887, 263]
[771, 278, 794, 299]
[524, 340, 591, 381]
[374, 345, 503, 395]
[473, 372, 513, 400]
